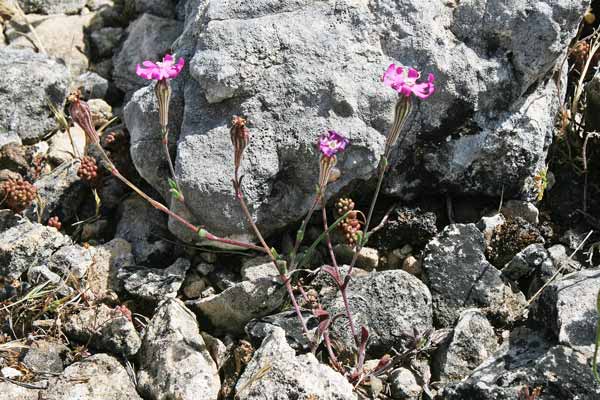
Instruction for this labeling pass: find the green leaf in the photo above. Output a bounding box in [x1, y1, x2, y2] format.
[168, 178, 178, 191]
[197, 228, 208, 238]
[297, 210, 353, 269]
[295, 229, 304, 244]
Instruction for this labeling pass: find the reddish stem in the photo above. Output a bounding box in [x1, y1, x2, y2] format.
[234, 180, 312, 342]
[321, 198, 359, 347]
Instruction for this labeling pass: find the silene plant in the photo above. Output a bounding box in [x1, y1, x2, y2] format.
[67, 55, 436, 385]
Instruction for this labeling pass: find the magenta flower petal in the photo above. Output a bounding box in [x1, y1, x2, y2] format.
[136, 54, 185, 81]
[382, 63, 436, 99]
[319, 130, 349, 158]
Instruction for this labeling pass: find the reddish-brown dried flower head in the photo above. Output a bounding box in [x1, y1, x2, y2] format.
[335, 198, 363, 246]
[230, 116, 250, 179]
[1, 178, 37, 213]
[47, 216, 62, 230]
[77, 156, 100, 186]
[68, 90, 100, 145]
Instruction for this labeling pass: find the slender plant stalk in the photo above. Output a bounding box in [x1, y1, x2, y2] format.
[233, 180, 312, 341]
[162, 127, 178, 184]
[91, 143, 265, 252]
[289, 194, 321, 267]
[321, 197, 359, 346]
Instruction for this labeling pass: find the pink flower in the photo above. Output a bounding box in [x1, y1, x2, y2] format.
[136, 54, 185, 81]
[382, 64, 435, 99]
[319, 130, 349, 158]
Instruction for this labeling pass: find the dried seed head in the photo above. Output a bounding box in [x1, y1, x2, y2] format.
[1, 178, 36, 213]
[47, 216, 61, 230]
[77, 156, 100, 186]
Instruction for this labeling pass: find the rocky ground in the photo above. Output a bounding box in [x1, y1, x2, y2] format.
[1, 0, 600, 399]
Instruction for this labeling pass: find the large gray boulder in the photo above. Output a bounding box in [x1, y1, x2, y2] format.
[235, 327, 356, 400]
[422, 224, 526, 327]
[24, 159, 88, 224]
[115, 194, 175, 265]
[0, 220, 72, 280]
[64, 304, 142, 357]
[530, 268, 600, 356]
[433, 309, 498, 382]
[321, 269, 433, 356]
[444, 328, 600, 399]
[137, 298, 220, 400]
[0, 48, 69, 144]
[188, 269, 286, 334]
[124, 0, 585, 241]
[45, 354, 142, 400]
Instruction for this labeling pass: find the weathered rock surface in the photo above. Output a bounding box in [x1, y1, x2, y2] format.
[134, 0, 176, 18]
[0, 48, 69, 143]
[0, 382, 41, 400]
[245, 310, 317, 352]
[16, 0, 87, 15]
[6, 13, 93, 76]
[530, 268, 600, 356]
[235, 327, 355, 400]
[115, 194, 175, 265]
[118, 257, 190, 301]
[21, 340, 67, 374]
[502, 243, 556, 297]
[137, 298, 220, 400]
[113, 13, 183, 92]
[0, 220, 71, 280]
[24, 159, 87, 223]
[433, 309, 498, 382]
[321, 269, 433, 356]
[47, 126, 86, 165]
[371, 206, 438, 251]
[422, 224, 526, 327]
[45, 353, 142, 400]
[389, 368, 421, 400]
[75, 71, 110, 99]
[64, 304, 141, 357]
[501, 200, 540, 224]
[189, 271, 286, 334]
[90, 27, 124, 59]
[444, 328, 600, 399]
[124, 0, 585, 241]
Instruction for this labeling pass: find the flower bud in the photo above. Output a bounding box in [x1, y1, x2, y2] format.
[154, 79, 172, 130]
[68, 90, 99, 145]
[230, 116, 250, 179]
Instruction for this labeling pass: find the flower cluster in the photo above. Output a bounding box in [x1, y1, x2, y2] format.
[335, 198, 363, 246]
[77, 156, 100, 186]
[47, 216, 62, 230]
[1, 178, 36, 213]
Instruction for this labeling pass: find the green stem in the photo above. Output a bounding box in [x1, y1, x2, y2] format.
[289, 194, 321, 268]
